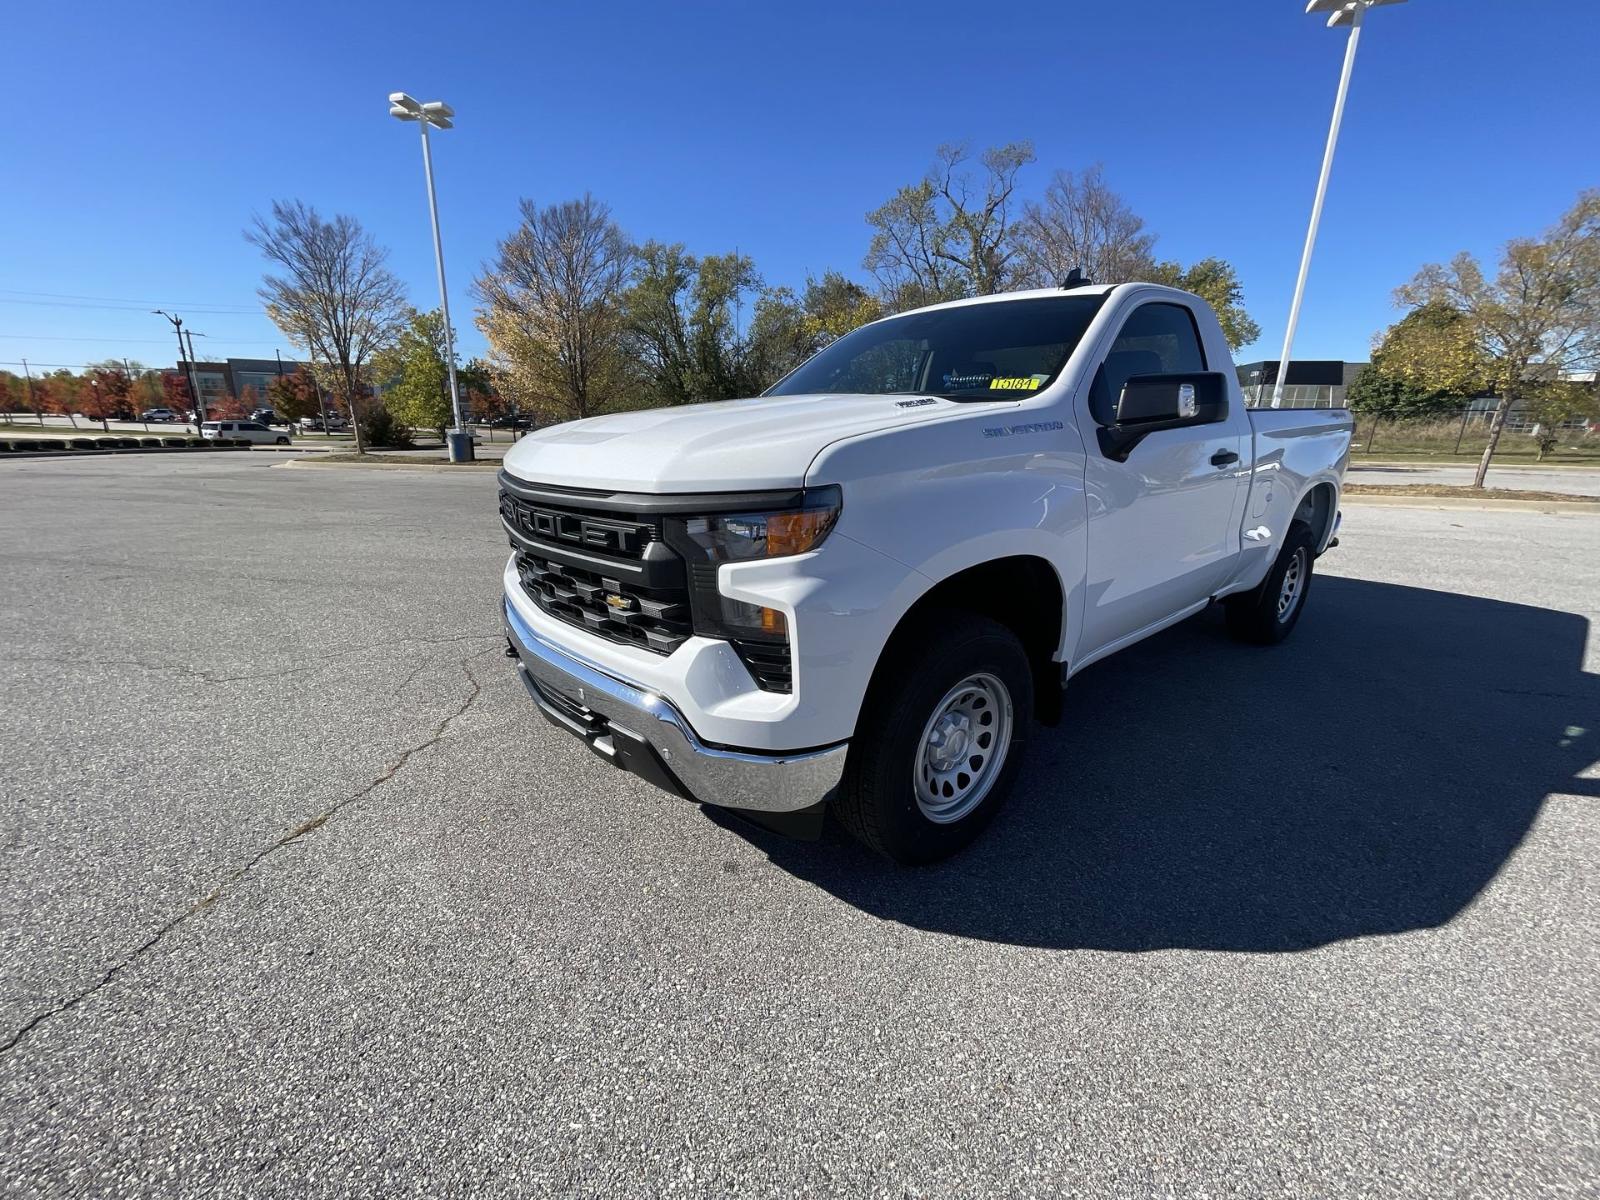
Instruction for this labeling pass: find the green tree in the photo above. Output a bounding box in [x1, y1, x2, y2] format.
[744, 272, 884, 390]
[457, 357, 500, 424]
[1392, 189, 1600, 485]
[1520, 379, 1599, 459]
[622, 242, 764, 404]
[1347, 304, 1481, 434]
[376, 309, 455, 439]
[801, 271, 882, 343]
[1148, 258, 1261, 352]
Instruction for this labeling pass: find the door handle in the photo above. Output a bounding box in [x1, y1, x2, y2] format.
[1211, 449, 1239, 467]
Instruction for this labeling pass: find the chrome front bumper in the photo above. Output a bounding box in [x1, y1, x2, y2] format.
[503, 599, 848, 815]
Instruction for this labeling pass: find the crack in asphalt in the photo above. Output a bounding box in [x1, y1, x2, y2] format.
[0, 658, 486, 1058]
[9, 631, 502, 686]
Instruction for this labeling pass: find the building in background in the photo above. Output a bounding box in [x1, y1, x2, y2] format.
[1236, 360, 1368, 409]
[166, 357, 308, 405]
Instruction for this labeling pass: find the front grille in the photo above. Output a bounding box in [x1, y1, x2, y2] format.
[515, 550, 692, 654]
[499, 477, 792, 690]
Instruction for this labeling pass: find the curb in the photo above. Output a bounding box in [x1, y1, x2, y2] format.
[277, 456, 500, 474]
[1351, 459, 1600, 472]
[1343, 494, 1600, 514]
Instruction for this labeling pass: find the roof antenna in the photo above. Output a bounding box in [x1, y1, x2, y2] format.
[1059, 267, 1091, 289]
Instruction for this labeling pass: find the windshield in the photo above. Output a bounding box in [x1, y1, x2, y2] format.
[765, 294, 1105, 401]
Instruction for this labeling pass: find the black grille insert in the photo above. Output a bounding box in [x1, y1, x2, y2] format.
[514, 551, 692, 655]
[499, 477, 794, 688]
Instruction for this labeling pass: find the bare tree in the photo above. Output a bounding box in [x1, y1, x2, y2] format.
[934, 142, 1035, 296]
[865, 142, 1035, 309]
[1012, 165, 1157, 287]
[246, 201, 408, 453]
[475, 194, 634, 423]
[1393, 189, 1600, 486]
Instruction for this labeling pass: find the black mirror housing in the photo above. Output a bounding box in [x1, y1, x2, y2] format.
[1099, 372, 1229, 461]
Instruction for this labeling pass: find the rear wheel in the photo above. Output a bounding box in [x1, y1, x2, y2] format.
[1225, 519, 1318, 645]
[835, 613, 1033, 864]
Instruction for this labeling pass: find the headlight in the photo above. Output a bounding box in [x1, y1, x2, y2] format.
[666, 486, 842, 645]
[675, 485, 842, 564]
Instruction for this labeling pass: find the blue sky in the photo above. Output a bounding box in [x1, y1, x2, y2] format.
[2, 0, 1595, 375]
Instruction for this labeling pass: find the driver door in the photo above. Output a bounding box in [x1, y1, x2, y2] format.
[1077, 301, 1249, 658]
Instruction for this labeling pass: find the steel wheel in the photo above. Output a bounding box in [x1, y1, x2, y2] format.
[1277, 546, 1307, 621]
[912, 671, 1013, 824]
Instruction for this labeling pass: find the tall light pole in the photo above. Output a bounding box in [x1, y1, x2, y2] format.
[1271, 0, 1407, 408]
[388, 91, 471, 462]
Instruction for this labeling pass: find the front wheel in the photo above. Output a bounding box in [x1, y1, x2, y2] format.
[275, 436, 290, 445]
[835, 613, 1033, 864]
[1225, 519, 1318, 645]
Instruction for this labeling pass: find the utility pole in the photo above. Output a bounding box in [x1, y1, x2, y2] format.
[183, 329, 206, 424]
[154, 310, 207, 431]
[22, 358, 40, 425]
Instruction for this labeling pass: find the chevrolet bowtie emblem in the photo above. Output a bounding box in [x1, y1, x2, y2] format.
[604, 593, 633, 611]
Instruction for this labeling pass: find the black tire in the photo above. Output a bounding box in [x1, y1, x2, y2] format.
[1225, 519, 1318, 645]
[835, 612, 1033, 864]
[275, 436, 289, 445]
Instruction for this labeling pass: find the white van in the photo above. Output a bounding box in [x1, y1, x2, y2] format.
[201, 421, 291, 446]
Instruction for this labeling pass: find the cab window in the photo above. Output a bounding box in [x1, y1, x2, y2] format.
[1091, 303, 1207, 425]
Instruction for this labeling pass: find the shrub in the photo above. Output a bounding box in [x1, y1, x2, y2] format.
[361, 404, 414, 449]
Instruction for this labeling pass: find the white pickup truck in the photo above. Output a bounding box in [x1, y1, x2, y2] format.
[499, 282, 1351, 862]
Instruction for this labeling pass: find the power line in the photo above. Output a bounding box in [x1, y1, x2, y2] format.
[0, 334, 281, 345]
[0, 287, 262, 312]
[0, 296, 263, 315]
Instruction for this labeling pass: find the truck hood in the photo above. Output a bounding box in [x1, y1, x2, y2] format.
[500, 393, 981, 492]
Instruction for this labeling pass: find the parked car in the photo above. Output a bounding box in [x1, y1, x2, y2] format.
[297, 414, 349, 432]
[250, 408, 279, 425]
[498, 280, 1352, 863]
[140, 408, 180, 423]
[489, 414, 534, 429]
[201, 420, 291, 445]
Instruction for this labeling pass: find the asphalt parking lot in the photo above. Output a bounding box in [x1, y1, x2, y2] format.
[2, 454, 1596, 1197]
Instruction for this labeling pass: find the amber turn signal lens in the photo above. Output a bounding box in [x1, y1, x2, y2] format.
[766, 507, 839, 557]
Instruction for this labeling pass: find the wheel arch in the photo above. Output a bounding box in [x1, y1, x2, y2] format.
[1293, 479, 1340, 551]
[861, 554, 1067, 729]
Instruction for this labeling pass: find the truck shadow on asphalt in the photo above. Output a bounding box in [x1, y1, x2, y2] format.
[719, 576, 1599, 951]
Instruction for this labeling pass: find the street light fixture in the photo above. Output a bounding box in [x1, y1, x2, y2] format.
[388, 90, 470, 461]
[1271, 0, 1408, 408]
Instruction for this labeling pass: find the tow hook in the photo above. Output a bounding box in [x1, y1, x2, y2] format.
[504, 635, 519, 658]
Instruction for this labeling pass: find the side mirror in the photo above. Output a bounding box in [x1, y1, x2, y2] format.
[1099, 371, 1228, 461]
